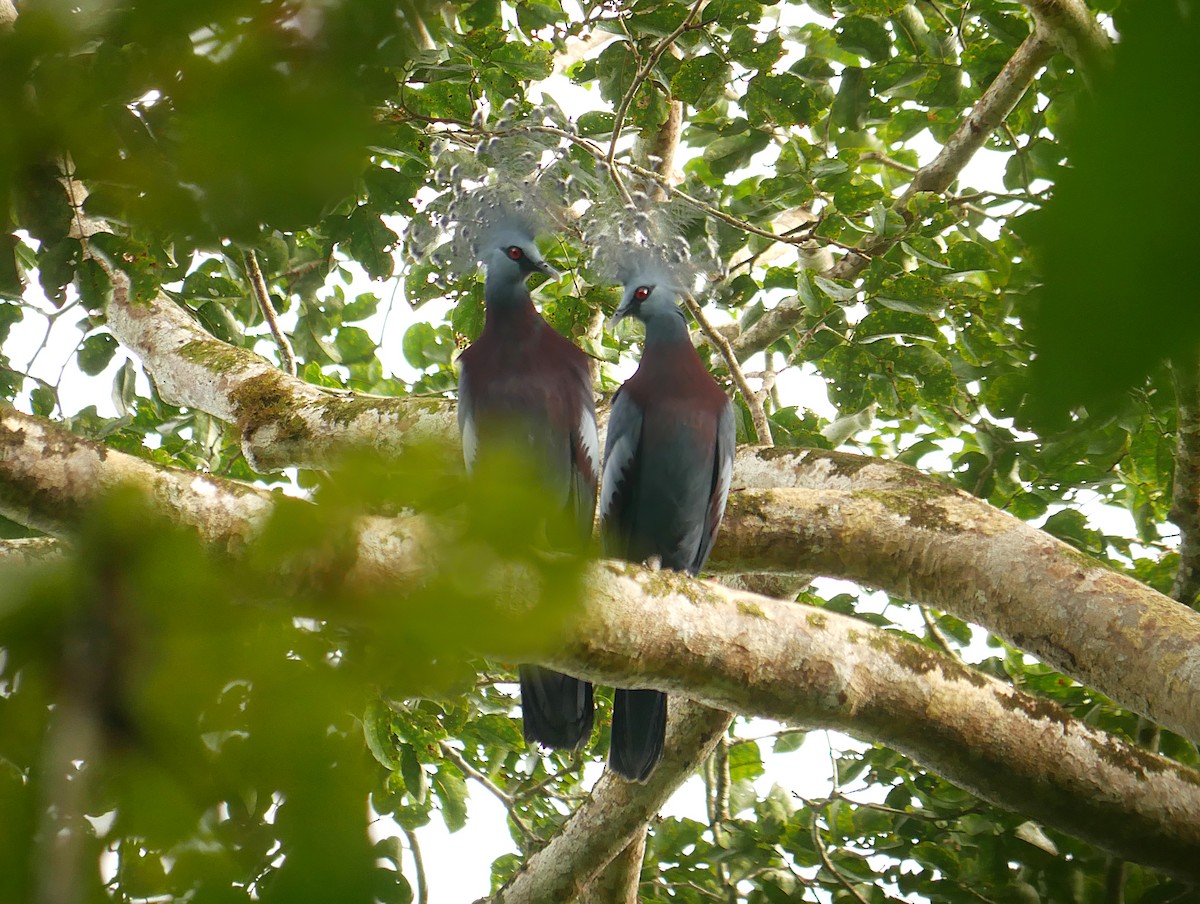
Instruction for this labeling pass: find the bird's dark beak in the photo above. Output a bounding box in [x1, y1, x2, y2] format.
[533, 257, 561, 280]
[607, 298, 634, 332]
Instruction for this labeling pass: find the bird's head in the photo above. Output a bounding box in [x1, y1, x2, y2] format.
[482, 223, 560, 286]
[608, 258, 687, 329]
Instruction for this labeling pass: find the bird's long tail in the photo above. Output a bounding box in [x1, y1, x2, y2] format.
[519, 665, 595, 751]
[609, 688, 667, 782]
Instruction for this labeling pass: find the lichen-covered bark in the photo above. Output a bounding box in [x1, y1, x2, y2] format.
[0, 406, 275, 550]
[1019, 0, 1112, 69]
[710, 482, 1200, 748]
[5, 406, 1200, 879]
[536, 564, 1200, 882]
[1171, 353, 1200, 607]
[0, 537, 64, 565]
[104, 270, 456, 472]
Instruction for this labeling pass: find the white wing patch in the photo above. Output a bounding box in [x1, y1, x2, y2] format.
[457, 360, 477, 472]
[578, 406, 600, 480]
[461, 416, 478, 473]
[599, 434, 635, 523]
[712, 451, 732, 523]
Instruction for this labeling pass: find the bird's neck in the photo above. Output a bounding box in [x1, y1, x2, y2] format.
[641, 305, 692, 349]
[483, 278, 540, 332]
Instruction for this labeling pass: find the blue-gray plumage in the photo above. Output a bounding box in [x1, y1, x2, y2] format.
[457, 221, 600, 752]
[600, 273, 735, 782]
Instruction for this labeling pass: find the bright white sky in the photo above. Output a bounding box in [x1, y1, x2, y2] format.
[0, 7, 1143, 903]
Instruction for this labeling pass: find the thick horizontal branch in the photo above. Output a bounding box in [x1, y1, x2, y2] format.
[104, 271, 455, 473]
[0, 406, 276, 548]
[731, 27, 1059, 359]
[3, 407, 1200, 881]
[32, 282, 1200, 747]
[537, 564, 1200, 882]
[710, 450, 1200, 748]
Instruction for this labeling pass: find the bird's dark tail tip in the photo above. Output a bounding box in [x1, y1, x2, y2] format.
[609, 688, 667, 782]
[519, 665, 595, 751]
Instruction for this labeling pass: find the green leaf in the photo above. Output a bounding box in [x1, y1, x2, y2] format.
[577, 111, 616, 137]
[76, 258, 114, 312]
[671, 55, 731, 108]
[597, 41, 636, 105]
[111, 359, 138, 417]
[836, 15, 892, 62]
[363, 700, 404, 771]
[431, 764, 468, 832]
[38, 237, 82, 306]
[746, 73, 823, 127]
[0, 302, 24, 345]
[400, 745, 428, 805]
[78, 333, 120, 376]
[334, 326, 378, 364]
[31, 385, 57, 417]
[342, 210, 398, 281]
[728, 739, 764, 781]
[831, 66, 870, 131]
[343, 293, 381, 323]
[516, 0, 565, 32]
[773, 731, 806, 754]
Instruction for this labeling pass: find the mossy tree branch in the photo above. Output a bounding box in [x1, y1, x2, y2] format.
[4, 406, 1200, 884]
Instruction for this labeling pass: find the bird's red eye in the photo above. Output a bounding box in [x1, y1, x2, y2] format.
[507, 246, 523, 260]
[634, 286, 651, 301]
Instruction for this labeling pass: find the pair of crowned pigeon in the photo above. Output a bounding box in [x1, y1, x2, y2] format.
[456, 215, 734, 782]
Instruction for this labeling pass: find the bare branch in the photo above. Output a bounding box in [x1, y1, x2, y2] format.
[714, 450, 1200, 748]
[682, 292, 773, 446]
[103, 269, 455, 473]
[605, 0, 706, 197]
[244, 249, 297, 378]
[5, 407, 1200, 880]
[489, 703, 732, 904]
[0, 537, 65, 566]
[1018, 0, 1112, 70]
[403, 827, 429, 904]
[578, 828, 646, 904]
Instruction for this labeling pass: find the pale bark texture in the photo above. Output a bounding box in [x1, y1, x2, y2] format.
[4, 409, 1200, 881]
[31, 285, 1200, 750]
[712, 455, 1200, 747]
[104, 270, 456, 473]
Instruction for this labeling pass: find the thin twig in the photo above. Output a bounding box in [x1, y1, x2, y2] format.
[244, 250, 297, 377]
[437, 741, 535, 841]
[681, 293, 773, 445]
[920, 606, 959, 659]
[403, 827, 430, 904]
[710, 738, 735, 902]
[860, 149, 919, 175]
[811, 815, 873, 904]
[605, 0, 707, 202]
[438, 741, 513, 805]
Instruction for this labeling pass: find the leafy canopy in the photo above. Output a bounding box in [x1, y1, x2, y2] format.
[2, 0, 1196, 902]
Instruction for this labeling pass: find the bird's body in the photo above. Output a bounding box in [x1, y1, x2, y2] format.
[457, 226, 599, 752]
[600, 277, 735, 782]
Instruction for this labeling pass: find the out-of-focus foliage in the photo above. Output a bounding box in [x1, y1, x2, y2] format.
[2, 0, 1195, 901]
[0, 451, 587, 903]
[1024, 1, 1200, 426]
